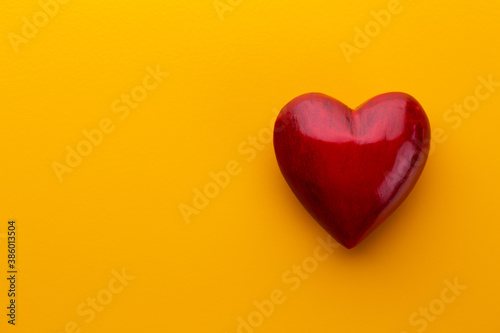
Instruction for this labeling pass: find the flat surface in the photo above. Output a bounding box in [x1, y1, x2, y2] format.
[1, 0, 499, 332]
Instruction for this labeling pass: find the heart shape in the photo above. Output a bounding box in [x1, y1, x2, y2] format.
[273, 92, 430, 249]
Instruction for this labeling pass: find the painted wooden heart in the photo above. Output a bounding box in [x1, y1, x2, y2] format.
[273, 92, 430, 248]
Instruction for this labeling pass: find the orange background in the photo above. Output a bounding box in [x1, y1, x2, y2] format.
[1, 0, 499, 332]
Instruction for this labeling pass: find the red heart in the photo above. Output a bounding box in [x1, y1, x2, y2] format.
[273, 92, 430, 249]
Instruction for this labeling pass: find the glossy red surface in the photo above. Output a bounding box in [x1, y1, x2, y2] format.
[273, 92, 431, 249]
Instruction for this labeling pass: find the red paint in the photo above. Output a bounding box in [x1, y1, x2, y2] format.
[273, 92, 431, 249]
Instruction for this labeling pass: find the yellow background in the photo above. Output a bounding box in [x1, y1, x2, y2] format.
[1, 0, 499, 332]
